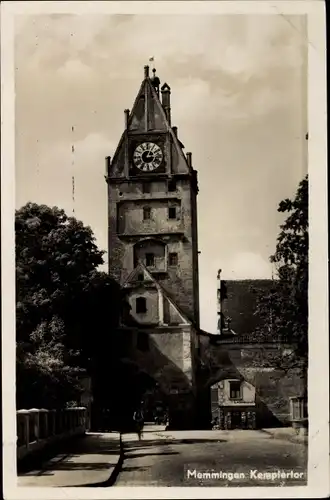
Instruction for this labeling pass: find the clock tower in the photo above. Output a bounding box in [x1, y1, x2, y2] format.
[105, 65, 201, 429]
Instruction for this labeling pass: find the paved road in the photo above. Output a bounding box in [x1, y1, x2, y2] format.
[116, 425, 307, 487]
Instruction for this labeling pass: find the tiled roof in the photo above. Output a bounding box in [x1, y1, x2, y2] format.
[221, 279, 274, 336]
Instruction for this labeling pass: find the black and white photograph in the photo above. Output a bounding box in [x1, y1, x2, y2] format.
[1, 1, 328, 498]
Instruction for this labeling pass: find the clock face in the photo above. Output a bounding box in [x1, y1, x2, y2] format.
[133, 142, 163, 172]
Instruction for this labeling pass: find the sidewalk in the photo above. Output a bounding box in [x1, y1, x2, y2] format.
[17, 432, 123, 487]
[261, 427, 308, 445]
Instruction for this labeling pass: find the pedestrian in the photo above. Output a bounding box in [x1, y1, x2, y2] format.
[133, 408, 144, 440]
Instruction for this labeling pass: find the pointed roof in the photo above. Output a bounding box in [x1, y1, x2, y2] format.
[123, 261, 155, 286]
[161, 83, 171, 91]
[109, 66, 194, 177]
[123, 260, 191, 326]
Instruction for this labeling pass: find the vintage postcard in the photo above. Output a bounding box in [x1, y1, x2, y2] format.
[1, 1, 328, 499]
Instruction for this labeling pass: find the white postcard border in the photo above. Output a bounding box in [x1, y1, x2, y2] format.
[1, 1, 328, 499]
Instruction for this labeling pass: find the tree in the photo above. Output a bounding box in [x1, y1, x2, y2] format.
[16, 203, 104, 339]
[16, 202, 123, 409]
[253, 175, 308, 376]
[16, 315, 83, 409]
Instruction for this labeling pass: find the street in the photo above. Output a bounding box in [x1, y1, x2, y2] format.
[115, 425, 307, 487]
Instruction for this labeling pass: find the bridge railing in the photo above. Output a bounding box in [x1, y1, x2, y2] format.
[17, 407, 87, 460]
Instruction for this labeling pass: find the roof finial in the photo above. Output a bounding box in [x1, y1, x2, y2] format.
[150, 62, 160, 96]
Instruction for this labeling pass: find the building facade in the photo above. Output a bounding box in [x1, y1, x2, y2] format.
[210, 378, 257, 430]
[105, 66, 202, 429]
[200, 276, 305, 429]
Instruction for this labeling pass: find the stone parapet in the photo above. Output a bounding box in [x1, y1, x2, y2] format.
[17, 407, 87, 460]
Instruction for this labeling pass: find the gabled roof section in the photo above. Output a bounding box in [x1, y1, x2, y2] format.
[108, 67, 194, 178]
[123, 260, 191, 326]
[161, 83, 171, 91]
[123, 261, 155, 287]
[161, 283, 191, 326]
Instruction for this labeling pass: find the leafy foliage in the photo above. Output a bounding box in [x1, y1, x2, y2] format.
[16, 204, 104, 338]
[16, 316, 83, 409]
[253, 176, 308, 376]
[16, 203, 123, 409]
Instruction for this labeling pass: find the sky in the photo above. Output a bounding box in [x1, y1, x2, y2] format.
[14, 13, 308, 333]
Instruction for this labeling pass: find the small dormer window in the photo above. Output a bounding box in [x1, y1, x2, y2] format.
[229, 381, 242, 400]
[143, 207, 151, 220]
[136, 297, 147, 314]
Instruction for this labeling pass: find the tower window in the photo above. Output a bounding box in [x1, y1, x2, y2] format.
[168, 206, 177, 219]
[229, 381, 242, 400]
[145, 253, 155, 267]
[143, 207, 151, 220]
[169, 252, 178, 266]
[136, 297, 147, 314]
[143, 183, 151, 194]
[168, 179, 176, 192]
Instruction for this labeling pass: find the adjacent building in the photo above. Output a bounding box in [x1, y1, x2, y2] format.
[200, 276, 305, 430]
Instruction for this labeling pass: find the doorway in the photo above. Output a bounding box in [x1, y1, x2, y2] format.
[231, 410, 242, 429]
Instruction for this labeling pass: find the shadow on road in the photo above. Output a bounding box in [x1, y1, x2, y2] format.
[56, 449, 125, 488]
[121, 465, 150, 472]
[23, 461, 116, 475]
[124, 438, 227, 450]
[125, 451, 179, 459]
